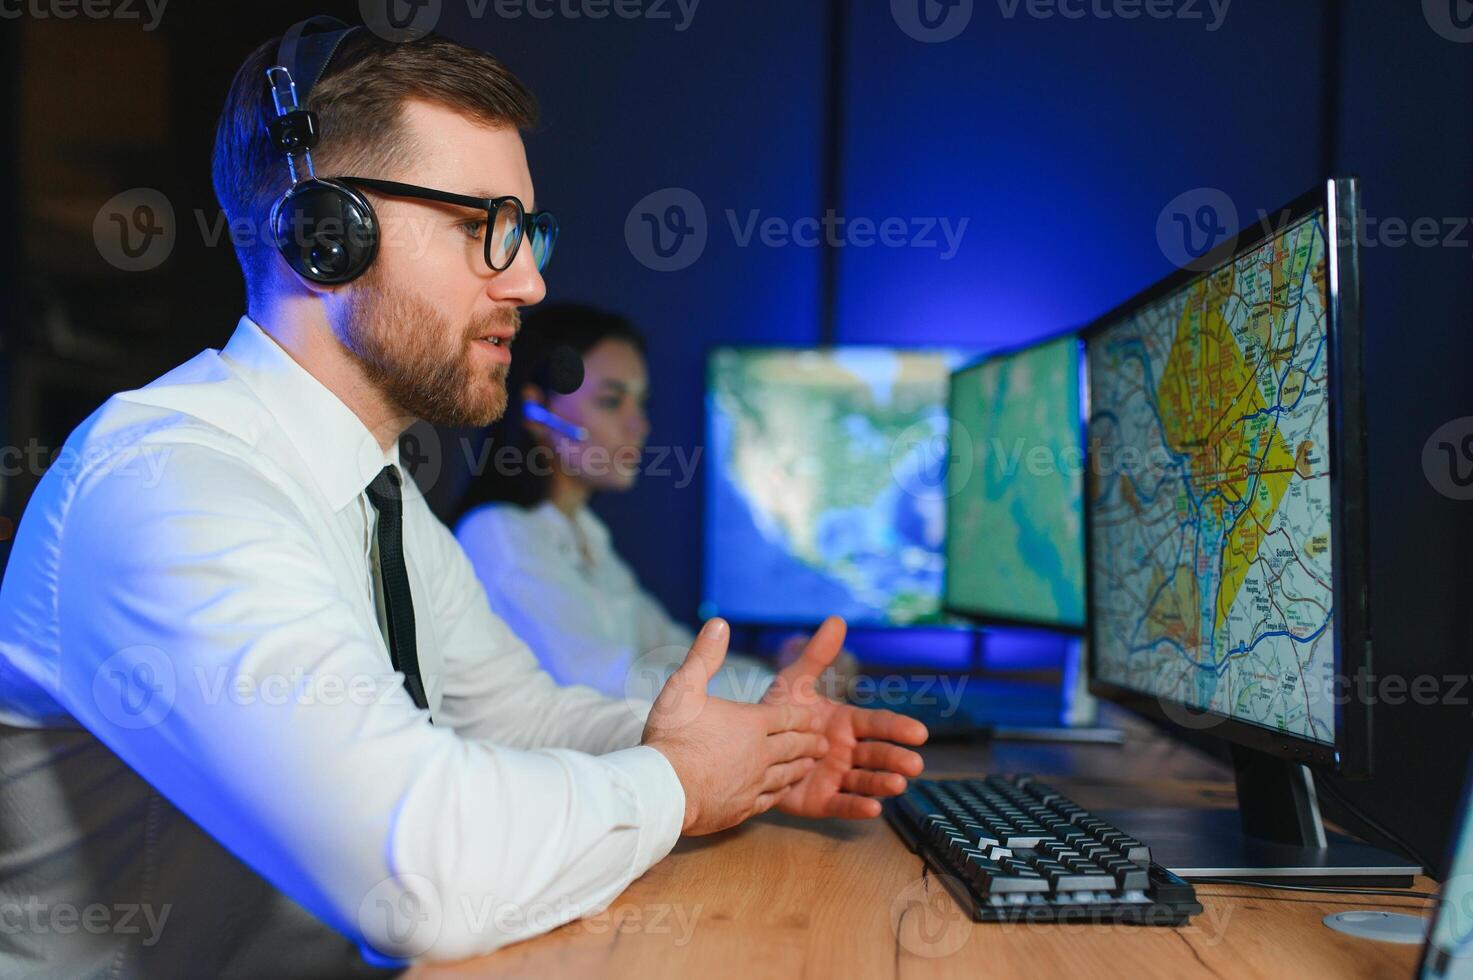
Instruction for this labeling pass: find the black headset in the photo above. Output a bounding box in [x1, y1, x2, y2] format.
[265, 16, 379, 285]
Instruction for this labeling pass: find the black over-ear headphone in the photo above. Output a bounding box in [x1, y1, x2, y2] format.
[265, 16, 379, 285]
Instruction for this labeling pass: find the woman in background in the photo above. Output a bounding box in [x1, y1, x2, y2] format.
[454, 304, 789, 702]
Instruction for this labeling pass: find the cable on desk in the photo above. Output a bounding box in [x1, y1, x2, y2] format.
[1193, 877, 1438, 901]
[1311, 771, 1436, 876]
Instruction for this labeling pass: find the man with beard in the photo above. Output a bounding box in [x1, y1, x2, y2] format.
[0, 16, 927, 978]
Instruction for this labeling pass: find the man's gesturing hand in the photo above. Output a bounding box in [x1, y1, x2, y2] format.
[642, 618, 829, 836]
[762, 616, 929, 820]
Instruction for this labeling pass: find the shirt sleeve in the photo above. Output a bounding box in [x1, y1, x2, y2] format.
[53, 442, 685, 964]
[422, 507, 662, 754]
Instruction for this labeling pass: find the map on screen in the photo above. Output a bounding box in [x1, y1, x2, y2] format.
[1087, 209, 1337, 744]
[703, 348, 963, 626]
[945, 336, 1085, 628]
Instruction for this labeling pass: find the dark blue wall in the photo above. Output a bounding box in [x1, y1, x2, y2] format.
[834, 1, 1329, 347]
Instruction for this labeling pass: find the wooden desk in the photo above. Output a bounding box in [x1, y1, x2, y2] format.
[413, 713, 1435, 979]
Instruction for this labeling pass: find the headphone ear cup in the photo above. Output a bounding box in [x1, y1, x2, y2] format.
[272, 178, 379, 284]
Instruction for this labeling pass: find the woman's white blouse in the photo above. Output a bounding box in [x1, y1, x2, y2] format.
[456, 502, 775, 704]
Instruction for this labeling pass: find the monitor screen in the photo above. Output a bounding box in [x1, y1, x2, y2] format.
[1086, 205, 1337, 746]
[702, 347, 965, 626]
[1422, 763, 1473, 978]
[944, 335, 1086, 630]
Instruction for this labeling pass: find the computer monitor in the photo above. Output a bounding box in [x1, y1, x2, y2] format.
[702, 346, 966, 627]
[1081, 177, 1417, 883]
[1421, 760, 1473, 978]
[943, 333, 1086, 632]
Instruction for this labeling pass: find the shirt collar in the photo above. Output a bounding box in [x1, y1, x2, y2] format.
[220, 316, 402, 512]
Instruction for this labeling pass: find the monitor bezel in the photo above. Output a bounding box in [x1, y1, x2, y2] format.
[699, 343, 971, 630]
[940, 330, 1090, 635]
[1080, 177, 1372, 777]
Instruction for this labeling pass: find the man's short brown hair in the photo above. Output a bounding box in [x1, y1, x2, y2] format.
[212, 28, 539, 294]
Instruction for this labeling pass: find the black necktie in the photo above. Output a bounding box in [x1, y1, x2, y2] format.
[365, 466, 429, 714]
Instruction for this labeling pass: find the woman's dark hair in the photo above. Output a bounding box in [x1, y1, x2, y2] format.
[457, 304, 647, 513]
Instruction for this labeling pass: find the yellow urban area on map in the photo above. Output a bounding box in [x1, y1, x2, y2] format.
[1153, 246, 1305, 636]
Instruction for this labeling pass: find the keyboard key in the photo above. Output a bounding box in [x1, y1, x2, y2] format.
[982, 873, 1051, 895]
[1117, 839, 1152, 866]
[961, 853, 1005, 880]
[1114, 866, 1150, 891]
[1047, 869, 1118, 892]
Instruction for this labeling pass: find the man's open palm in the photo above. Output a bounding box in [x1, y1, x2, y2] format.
[760, 616, 928, 819]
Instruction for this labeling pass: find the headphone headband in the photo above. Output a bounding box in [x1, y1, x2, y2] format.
[276, 15, 362, 107]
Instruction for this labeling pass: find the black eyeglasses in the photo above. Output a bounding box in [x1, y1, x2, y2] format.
[340, 176, 558, 273]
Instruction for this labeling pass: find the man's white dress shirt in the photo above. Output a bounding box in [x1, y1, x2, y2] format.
[0, 317, 685, 977]
[455, 502, 775, 703]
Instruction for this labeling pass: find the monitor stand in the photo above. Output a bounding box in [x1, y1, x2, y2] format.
[1098, 745, 1420, 887]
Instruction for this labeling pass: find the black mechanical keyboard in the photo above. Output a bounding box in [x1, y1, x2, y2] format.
[885, 775, 1202, 925]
